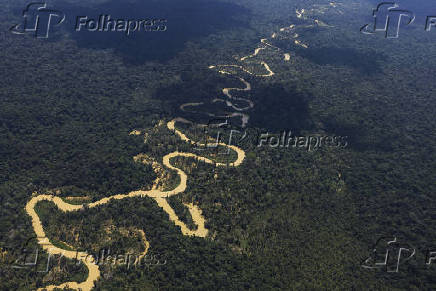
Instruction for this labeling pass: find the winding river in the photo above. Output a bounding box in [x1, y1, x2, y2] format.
[25, 119, 245, 291]
[24, 3, 342, 289]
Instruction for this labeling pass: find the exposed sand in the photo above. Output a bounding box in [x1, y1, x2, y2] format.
[136, 229, 150, 260]
[25, 196, 99, 291]
[24, 4, 339, 288]
[25, 119, 246, 291]
[64, 196, 91, 201]
[180, 102, 204, 112]
[206, 15, 326, 125]
[129, 130, 141, 135]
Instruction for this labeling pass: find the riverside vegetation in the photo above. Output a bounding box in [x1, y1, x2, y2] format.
[1, 0, 436, 290]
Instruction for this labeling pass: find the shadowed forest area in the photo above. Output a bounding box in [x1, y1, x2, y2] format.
[1, 0, 436, 290]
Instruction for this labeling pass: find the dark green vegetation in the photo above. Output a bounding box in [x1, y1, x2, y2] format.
[294, 47, 385, 74]
[1, 0, 436, 290]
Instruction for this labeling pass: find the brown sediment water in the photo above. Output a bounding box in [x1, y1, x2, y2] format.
[176, 8, 332, 128]
[25, 119, 245, 291]
[24, 4, 340, 288]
